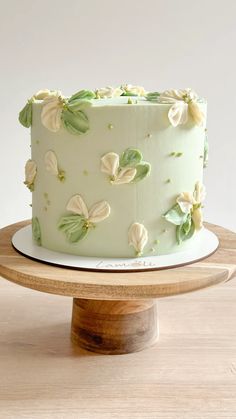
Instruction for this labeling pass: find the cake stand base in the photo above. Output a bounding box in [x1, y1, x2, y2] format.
[71, 298, 158, 354]
[1, 221, 235, 356]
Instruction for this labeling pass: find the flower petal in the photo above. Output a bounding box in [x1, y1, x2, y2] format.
[101, 152, 120, 177]
[88, 201, 111, 223]
[192, 207, 203, 230]
[25, 159, 37, 185]
[188, 101, 205, 126]
[159, 89, 184, 103]
[66, 195, 89, 219]
[44, 150, 59, 176]
[194, 182, 206, 204]
[176, 192, 194, 213]
[112, 167, 137, 185]
[122, 84, 146, 96]
[96, 86, 123, 98]
[128, 223, 148, 256]
[41, 97, 63, 132]
[168, 102, 188, 127]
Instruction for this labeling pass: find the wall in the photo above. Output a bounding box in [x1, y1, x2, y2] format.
[1, 0, 235, 231]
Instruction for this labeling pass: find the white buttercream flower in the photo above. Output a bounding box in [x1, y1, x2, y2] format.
[194, 181, 206, 204]
[24, 159, 37, 191]
[128, 223, 148, 256]
[122, 84, 146, 96]
[41, 93, 64, 132]
[100, 152, 136, 184]
[101, 152, 120, 177]
[44, 150, 65, 181]
[95, 86, 123, 99]
[34, 89, 61, 100]
[192, 207, 203, 230]
[66, 195, 110, 224]
[192, 181, 206, 230]
[176, 192, 195, 214]
[176, 182, 206, 230]
[159, 88, 205, 127]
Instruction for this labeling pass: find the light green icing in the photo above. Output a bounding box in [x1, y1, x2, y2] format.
[58, 215, 89, 243]
[164, 204, 188, 226]
[176, 215, 195, 244]
[164, 196, 199, 244]
[120, 148, 142, 168]
[169, 151, 183, 158]
[61, 109, 89, 135]
[19, 99, 34, 128]
[30, 100, 206, 257]
[32, 217, 41, 245]
[132, 162, 151, 183]
[145, 92, 160, 101]
[69, 90, 95, 101]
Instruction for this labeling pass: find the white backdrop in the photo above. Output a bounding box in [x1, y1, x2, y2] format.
[0, 0, 235, 231]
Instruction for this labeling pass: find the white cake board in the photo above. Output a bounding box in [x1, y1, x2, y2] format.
[11, 225, 219, 272]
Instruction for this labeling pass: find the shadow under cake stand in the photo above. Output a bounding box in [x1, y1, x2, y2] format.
[0, 220, 235, 355]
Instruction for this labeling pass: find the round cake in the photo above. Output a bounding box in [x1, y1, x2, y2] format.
[19, 85, 208, 258]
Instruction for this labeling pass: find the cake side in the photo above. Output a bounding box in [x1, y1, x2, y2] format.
[20, 86, 207, 258]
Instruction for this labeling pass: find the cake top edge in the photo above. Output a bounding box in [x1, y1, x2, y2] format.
[18, 86, 206, 130]
[24, 85, 206, 102]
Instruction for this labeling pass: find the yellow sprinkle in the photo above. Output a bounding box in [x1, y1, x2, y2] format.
[83, 170, 89, 176]
[108, 123, 114, 130]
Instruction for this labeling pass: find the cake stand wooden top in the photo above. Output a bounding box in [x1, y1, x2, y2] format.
[0, 221, 235, 300]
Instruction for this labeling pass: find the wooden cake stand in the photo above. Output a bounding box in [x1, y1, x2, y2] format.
[0, 221, 235, 355]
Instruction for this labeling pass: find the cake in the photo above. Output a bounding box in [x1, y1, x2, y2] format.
[19, 85, 208, 258]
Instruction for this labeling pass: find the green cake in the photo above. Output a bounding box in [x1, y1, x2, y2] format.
[19, 85, 208, 258]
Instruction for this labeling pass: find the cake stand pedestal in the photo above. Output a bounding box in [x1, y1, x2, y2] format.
[0, 221, 235, 355]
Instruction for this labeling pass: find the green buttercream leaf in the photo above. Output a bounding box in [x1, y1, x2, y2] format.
[121, 92, 138, 97]
[132, 162, 151, 182]
[67, 99, 92, 112]
[163, 204, 189, 226]
[69, 90, 95, 102]
[61, 109, 89, 135]
[58, 214, 88, 243]
[145, 92, 160, 102]
[32, 217, 41, 246]
[19, 101, 33, 128]
[119, 148, 142, 168]
[176, 216, 195, 244]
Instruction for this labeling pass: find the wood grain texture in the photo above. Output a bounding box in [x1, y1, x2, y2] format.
[71, 298, 158, 354]
[0, 220, 235, 300]
[0, 277, 236, 418]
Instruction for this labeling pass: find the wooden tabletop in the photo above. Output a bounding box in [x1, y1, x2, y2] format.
[0, 221, 235, 300]
[1, 271, 236, 418]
